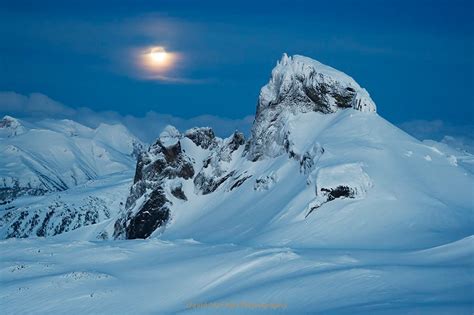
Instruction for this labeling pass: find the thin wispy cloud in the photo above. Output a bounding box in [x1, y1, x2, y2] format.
[0, 91, 253, 142]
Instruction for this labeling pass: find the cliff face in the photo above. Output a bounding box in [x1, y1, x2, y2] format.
[114, 126, 194, 239]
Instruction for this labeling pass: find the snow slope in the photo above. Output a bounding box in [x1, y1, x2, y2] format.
[0, 116, 141, 201]
[1, 236, 472, 314]
[0, 117, 141, 238]
[118, 109, 471, 251]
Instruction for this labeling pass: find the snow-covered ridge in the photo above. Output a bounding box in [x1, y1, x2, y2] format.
[0, 116, 140, 238]
[0, 115, 26, 137]
[0, 116, 142, 202]
[259, 54, 376, 114]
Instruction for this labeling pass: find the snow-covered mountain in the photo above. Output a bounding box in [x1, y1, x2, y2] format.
[0, 116, 141, 201]
[1, 54, 473, 314]
[111, 54, 473, 251]
[0, 117, 141, 238]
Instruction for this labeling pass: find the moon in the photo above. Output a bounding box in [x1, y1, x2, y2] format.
[141, 46, 175, 71]
[136, 46, 179, 79]
[150, 47, 168, 64]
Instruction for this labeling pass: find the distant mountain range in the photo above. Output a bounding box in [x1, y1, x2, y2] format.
[0, 116, 141, 238]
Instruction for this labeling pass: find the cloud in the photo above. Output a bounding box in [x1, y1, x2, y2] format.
[399, 119, 474, 154]
[0, 92, 76, 116]
[0, 91, 253, 143]
[398, 119, 474, 141]
[119, 112, 254, 143]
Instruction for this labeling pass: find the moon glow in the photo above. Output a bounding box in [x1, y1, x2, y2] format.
[150, 47, 168, 64]
[139, 46, 177, 76]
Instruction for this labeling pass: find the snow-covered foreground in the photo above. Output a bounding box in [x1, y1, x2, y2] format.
[1, 236, 472, 314]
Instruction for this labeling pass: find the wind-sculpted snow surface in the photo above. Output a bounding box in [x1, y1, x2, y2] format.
[1, 237, 473, 314]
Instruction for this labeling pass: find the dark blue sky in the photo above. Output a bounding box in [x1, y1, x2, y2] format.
[1, 0, 473, 124]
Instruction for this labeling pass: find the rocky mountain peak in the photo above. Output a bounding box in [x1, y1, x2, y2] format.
[184, 127, 217, 149]
[113, 54, 382, 239]
[0, 115, 25, 137]
[258, 54, 376, 115]
[158, 125, 181, 148]
[0, 115, 20, 127]
[247, 54, 377, 160]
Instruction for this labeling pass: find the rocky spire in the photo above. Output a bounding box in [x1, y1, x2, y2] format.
[246, 54, 377, 161]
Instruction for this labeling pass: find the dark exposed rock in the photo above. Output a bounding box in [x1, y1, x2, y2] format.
[229, 175, 252, 191]
[36, 209, 55, 237]
[321, 186, 355, 201]
[305, 205, 320, 218]
[126, 188, 169, 239]
[0, 196, 111, 239]
[300, 143, 324, 174]
[194, 171, 235, 195]
[184, 127, 218, 149]
[112, 55, 377, 239]
[7, 210, 29, 238]
[254, 172, 278, 191]
[193, 131, 246, 195]
[114, 129, 195, 239]
[227, 132, 246, 152]
[171, 184, 187, 201]
[306, 185, 357, 218]
[0, 187, 48, 204]
[0, 116, 25, 137]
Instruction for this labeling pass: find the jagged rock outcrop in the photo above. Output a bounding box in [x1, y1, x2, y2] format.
[194, 131, 246, 195]
[184, 127, 218, 149]
[0, 116, 26, 137]
[113, 127, 248, 239]
[246, 54, 376, 161]
[114, 126, 194, 239]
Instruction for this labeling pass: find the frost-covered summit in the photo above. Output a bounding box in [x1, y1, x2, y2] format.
[0, 115, 26, 137]
[248, 54, 377, 160]
[258, 54, 376, 114]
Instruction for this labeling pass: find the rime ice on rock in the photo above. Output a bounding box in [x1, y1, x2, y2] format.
[247, 54, 376, 161]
